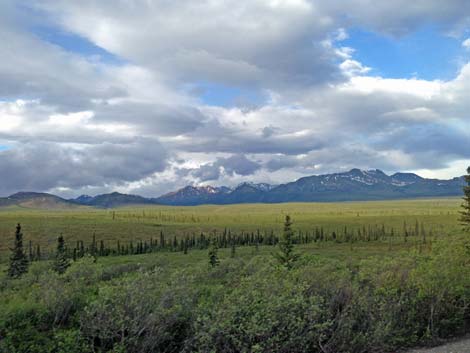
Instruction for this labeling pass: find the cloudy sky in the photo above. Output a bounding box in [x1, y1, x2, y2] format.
[1, 0, 470, 197]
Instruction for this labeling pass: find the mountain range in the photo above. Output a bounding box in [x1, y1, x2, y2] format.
[0, 169, 465, 208]
[152, 169, 464, 205]
[0, 192, 80, 209]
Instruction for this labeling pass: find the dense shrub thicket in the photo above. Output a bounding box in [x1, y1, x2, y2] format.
[1, 235, 470, 353]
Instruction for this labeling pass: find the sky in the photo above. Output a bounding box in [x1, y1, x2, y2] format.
[1, 0, 470, 198]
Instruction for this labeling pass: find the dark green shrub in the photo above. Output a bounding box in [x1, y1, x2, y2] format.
[81, 271, 196, 353]
[192, 271, 331, 353]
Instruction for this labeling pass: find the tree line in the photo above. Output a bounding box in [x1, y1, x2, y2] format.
[12, 221, 439, 255]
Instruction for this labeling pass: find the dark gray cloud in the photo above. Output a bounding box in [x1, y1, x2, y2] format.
[169, 114, 327, 155]
[0, 138, 167, 196]
[266, 155, 301, 172]
[189, 154, 262, 182]
[373, 123, 470, 168]
[321, 1, 470, 36]
[263, 145, 411, 176]
[221, 154, 262, 176]
[189, 164, 222, 182]
[262, 126, 280, 138]
[92, 102, 205, 136]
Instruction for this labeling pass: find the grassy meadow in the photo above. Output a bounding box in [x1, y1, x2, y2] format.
[0, 197, 461, 260]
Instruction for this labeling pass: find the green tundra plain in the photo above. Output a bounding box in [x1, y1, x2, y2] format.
[0, 197, 461, 257]
[1, 197, 470, 353]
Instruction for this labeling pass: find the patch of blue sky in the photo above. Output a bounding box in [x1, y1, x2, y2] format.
[0, 145, 10, 152]
[1, 95, 42, 103]
[343, 26, 465, 81]
[193, 82, 266, 108]
[32, 25, 127, 66]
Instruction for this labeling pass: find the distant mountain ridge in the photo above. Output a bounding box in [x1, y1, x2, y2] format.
[72, 192, 154, 208]
[0, 169, 465, 208]
[0, 192, 79, 209]
[153, 168, 464, 205]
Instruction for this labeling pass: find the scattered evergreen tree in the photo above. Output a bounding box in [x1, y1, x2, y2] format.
[7, 224, 29, 278]
[36, 244, 41, 261]
[460, 166, 470, 233]
[159, 231, 165, 249]
[99, 240, 105, 256]
[28, 240, 33, 262]
[208, 236, 219, 268]
[421, 222, 427, 244]
[403, 221, 408, 243]
[274, 215, 299, 269]
[230, 242, 236, 258]
[91, 232, 97, 258]
[54, 235, 70, 274]
[79, 241, 85, 258]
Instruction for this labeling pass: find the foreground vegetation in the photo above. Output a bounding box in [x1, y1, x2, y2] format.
[1, 197, 470, 352]
[1, 237, 470, 352]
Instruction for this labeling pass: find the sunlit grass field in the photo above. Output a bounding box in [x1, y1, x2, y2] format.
[0, 197, 462, 261]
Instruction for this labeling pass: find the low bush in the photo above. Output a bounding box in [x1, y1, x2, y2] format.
[1, 237, 469, 352]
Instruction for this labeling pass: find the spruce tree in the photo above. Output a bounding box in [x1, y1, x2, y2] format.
[160, 231, 165, 249]
[274, 215, 299, 269]
[90, 234, 98, 262]
[208, 236, 219, 268]
[99, 240, 105, 256]
[230, 242, 236, 258]
[54, 235, 70, 274]
[460, 166, 470, 232]
[36, 244, 41, 261]
[79, 241, 85, 258]
[403, 221, 408, 243]
[28, 240, 33, 262]
[7, 224, 29, 278]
